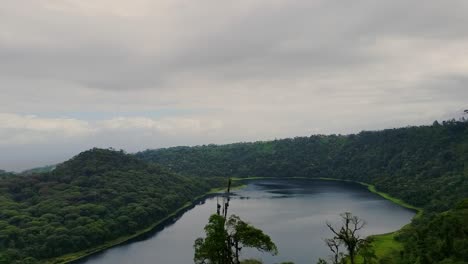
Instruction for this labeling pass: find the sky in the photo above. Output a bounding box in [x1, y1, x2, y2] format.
[1, 0, 468, 171]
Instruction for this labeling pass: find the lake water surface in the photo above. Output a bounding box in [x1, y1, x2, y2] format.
[80, 179, 415, 264]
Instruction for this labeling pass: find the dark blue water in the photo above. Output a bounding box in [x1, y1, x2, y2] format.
[80, 179, 415, 264]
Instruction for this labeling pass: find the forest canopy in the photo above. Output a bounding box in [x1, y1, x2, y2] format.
[0, 120, 467, 263]
[0, 149, 223, 263]
[137, 120, 468, 213]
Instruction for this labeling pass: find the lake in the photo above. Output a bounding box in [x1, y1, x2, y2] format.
[79, 179, 415, 264]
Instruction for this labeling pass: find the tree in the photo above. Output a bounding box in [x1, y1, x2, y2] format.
[194, 214, 277, 264]
[227, 215, 277, 263]
[324, 238, 344, 264]
[194, 178, 277, 264]
[358, 239, 377, 264]
[316, 259, 328, 264]
[324, 212, 368, 264]
[194, 214, 230, 264]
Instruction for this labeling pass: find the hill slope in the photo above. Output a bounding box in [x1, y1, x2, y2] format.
[0, 148, 222, 263]
[395, 199, 468, 263]
[136, 121, 468, 263]
[137, 121, 468, 212]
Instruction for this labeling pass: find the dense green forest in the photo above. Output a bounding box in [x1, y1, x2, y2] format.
[0, 121, 467, 263]
[136, 120, 468, 263]
[21, 166, 56, 176]
[0, 170, 14, 177]
[394, 198, 468, 264]
[136, 120, 468, 213]
[0, 149, 223, 263]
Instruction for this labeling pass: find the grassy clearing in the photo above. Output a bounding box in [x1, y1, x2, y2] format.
[371, 232, 403, 257]
[354, 232, 402, 264]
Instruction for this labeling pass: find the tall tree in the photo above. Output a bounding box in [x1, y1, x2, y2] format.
[194, 178, 277, 264]
[324, 212, 368, 264]
[324, 238, 344, 264]
[194, 214, 277, 264]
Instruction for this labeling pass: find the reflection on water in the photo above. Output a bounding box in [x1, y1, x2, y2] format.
[80, 179, 415, 264]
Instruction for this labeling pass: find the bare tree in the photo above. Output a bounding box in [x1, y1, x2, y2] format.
[325, 212, 368, 264]
[324, 238, 344, 264]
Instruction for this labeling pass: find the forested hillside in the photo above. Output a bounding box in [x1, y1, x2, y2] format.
[137, 120, 468, 213]
[396, 198, 468, 264]
[0, 149, 223, 263]
[0, 170, 14, 178]
[1, 121, 466, 264]
[136, 120, 468, 263]
[21, 166, 56, 176]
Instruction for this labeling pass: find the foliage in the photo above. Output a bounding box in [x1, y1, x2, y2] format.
[240, 260, 263, 264]
[395, 199, 468, 264]
[239, 260, 293, 264]
[20, 165, 56, 176]
[137, 120, 468, 263]
[137, 120, 468, 213]
[0, 148, 223, 263]
[194, 214, 277, 264]
[194, 214, 230, 263]
[321, 212, 374, 264]
[1, 120, 467, 263]
[365, 232, 402, 260]
[0, 170, 15, 178]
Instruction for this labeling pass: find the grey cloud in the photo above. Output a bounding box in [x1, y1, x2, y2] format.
[3, 0, 467, 91]
[1, 0, 468, 170]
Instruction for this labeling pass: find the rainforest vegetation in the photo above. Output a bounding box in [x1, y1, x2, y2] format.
[0, 170, 14, 178]
[395, 199, 468, 264]
[137, 120, 468, 263]
[136, 120, 468, 213]
[0, 120, 466, 263]
[0, 149, 223, 263]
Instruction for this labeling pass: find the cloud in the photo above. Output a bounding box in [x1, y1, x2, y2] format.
[100, 116, 223, 134]
[0, 113, 224, 145]
[1, 0, 468, 170]
[0, 113, 94, 144]
[2, 0, 466, 92]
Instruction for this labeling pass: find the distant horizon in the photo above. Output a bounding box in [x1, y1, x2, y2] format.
[5, 114, 466, 173]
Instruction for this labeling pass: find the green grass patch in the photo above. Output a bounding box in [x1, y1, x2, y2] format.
[370, 232, 402, 257]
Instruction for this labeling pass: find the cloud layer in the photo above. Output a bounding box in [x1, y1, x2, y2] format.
[1, 0, 468, 170]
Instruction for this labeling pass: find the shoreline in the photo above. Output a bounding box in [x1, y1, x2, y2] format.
[233, 176, 423, 260]
[232, 176, 423, 213]
[46, 187, 226, 264]
[48, 176, 420, 263]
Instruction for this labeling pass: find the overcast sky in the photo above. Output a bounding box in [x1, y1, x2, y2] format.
[1, 0, 468, 171]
